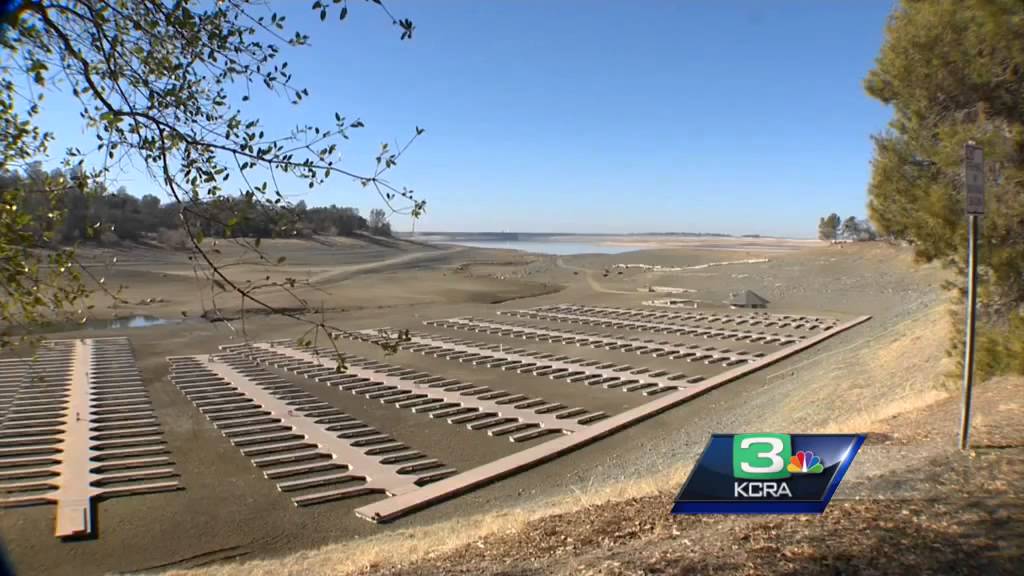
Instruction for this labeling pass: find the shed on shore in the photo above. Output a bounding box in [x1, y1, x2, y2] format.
[727, 290, 769, 309]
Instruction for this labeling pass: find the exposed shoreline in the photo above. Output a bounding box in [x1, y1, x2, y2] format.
[0, 238, 951, 576]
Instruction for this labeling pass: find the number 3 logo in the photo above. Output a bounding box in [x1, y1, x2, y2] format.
[739, 437, 785, 474]
[733, 434, 792, 479]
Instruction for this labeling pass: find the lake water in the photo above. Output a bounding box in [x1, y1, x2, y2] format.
[442, 240, 636, 255]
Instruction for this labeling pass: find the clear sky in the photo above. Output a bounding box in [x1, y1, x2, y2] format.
[34, 0, 897, 238]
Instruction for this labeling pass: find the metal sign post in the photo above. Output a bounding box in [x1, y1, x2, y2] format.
[960, 142, 984, 451]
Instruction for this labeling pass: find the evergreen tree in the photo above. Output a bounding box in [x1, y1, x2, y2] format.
[866, 0, 1024, 376]
[818, 213, 841, 241]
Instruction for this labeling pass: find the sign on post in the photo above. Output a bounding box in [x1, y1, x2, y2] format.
[960, 142, 982, 451]
[964, 143, 985, 214]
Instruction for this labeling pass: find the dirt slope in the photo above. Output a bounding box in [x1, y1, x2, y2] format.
[361, 376, 1024, 576]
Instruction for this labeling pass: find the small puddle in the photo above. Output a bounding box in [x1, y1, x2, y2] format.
[23, 315, 177, 335]
[90, 315, 173, 329]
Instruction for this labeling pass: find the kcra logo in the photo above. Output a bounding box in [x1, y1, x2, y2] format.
[672, 433, 865, 514]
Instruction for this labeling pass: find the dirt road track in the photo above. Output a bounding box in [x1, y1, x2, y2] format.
[554, 257, 637, 295]
[311, 247, 464, 286]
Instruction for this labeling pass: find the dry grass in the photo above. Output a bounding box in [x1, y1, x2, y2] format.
[160, 303, 957, 576]
[823, 388, 948, 434]
[755, 304, 955, 434]
[823, 304, 955, 431]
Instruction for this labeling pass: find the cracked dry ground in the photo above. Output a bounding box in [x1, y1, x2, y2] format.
[363, 377, 1023, 576]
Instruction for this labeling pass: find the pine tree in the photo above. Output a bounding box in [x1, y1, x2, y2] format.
[865, 0, 1024, 376]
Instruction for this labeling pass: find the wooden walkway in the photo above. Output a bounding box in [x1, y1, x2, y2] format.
[342, 329, 696, 395]
[168, 352, 455, 506]
[0, 338, 179, 538]
[227, 341, 606, 442]
[426, 317, 762, 363]
[352, 314, 870, 523]
[499, 308, 805, 344]
[515, 304, 838, 331]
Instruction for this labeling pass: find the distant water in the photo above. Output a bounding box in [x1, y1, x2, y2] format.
[442, 240, 636, 255]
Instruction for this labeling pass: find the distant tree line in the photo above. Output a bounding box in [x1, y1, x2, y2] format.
[0, 165, 393, 246]
[0, 164, 179, 243]
[817, 213, 878, 242]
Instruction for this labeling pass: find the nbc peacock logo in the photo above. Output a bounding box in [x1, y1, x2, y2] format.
[786, 450, 824, 474]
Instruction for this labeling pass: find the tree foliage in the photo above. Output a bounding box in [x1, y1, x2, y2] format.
[2, 165, 382, 246]
[1, 0, 421, 349]
[1, 165, 180, 241]
[817, 212, 841, 241]
[367, 207, 391, 237]
[0, 164, 91, 342]
[304, 205, 366, 236]
[841, 216, 858, 240]
[841, 216, 877, 241]
[865, 0, 1024, 376]
[816, 213, 877, 242]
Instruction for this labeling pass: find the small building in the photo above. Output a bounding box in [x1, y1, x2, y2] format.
[727, 290, 769, 309]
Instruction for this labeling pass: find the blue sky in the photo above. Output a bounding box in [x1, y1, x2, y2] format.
[34, 0, 897, 238]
